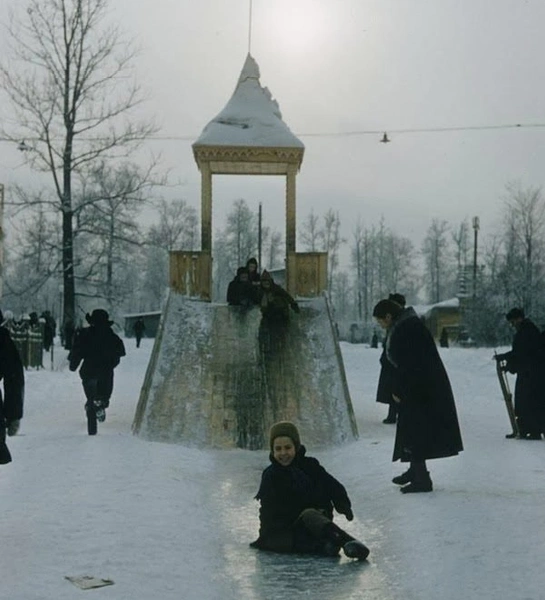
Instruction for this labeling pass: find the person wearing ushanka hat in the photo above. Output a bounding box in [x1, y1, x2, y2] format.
[69, 309, 126, 435]
[250, 421, 369, 560]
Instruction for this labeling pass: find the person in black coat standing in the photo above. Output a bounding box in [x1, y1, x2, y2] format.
[69, 309, 126, 435]
[0, 316, 25, 464]
[376, 293, 407, 424]
[373, 299, 463, 493]
[251, 421, 369, 560]
[495, 307, 545, 439]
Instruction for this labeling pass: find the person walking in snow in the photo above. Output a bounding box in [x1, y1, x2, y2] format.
[68, 309, 126, 435]
[0, 312, 25, 465]
[373, 298, 463, 493]
[250, 421, 369, 560]
[495, 307, 545, 439]
[132, 317, 146, 348]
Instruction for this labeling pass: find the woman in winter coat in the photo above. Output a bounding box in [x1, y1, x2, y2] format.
[251, 421, 369, 560]
[373, 299, 463, 493]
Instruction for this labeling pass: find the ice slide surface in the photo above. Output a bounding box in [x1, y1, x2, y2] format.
[133, 291, 358, 449]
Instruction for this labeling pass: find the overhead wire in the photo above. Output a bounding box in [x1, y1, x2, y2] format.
[1, 122, 545, 146]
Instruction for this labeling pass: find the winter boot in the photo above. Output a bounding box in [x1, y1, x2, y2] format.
[93, 400, 106, 423]
[321, 523, 369, 560]
[343, 540, 370, 561]
[400, 471, 433, 494]
[392, 468, 413, 485]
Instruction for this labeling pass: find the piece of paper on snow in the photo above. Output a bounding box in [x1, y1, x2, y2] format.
[65, 575, 114, 590]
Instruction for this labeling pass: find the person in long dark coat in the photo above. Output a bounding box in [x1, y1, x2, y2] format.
[0, 317, 25, 464]
[495, 307, 545, 439]
[373, 299, 463, 493]
[69, 309, 125, 435]
[132, 317, 146, 348]
[376, 293, 407, 424]
[251, 421, 369, 560]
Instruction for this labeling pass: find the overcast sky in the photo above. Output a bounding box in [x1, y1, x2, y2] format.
[1, 0, 545, 251]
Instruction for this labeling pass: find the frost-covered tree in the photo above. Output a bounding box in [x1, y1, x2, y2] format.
[0, 0, 156, 325]
[421, 219, 455, 303]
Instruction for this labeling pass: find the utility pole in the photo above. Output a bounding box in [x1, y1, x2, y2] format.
[258, 202, 262, 270]
[472, 216, 480, 300]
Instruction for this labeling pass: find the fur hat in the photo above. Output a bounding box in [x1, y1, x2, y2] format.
[373, 299, 403, 319]
[388, 292, 406, 307]
[86, 308, 113, 326]
[505, 307, 524, 321]
[269, 421, 301, 451]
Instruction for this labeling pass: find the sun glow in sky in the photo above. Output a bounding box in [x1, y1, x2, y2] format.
[254, 1, 338, 54]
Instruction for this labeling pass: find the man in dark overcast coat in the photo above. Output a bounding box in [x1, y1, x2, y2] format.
[496, 307, 545, 439]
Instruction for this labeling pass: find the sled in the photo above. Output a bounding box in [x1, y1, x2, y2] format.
[494, 355, 519, 438]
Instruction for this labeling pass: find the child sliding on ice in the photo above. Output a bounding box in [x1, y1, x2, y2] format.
[250, 421, 369, 560]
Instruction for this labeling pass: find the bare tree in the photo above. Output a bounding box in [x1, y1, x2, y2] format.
[502, 182, 545, 312]
[299, 209, 322, 251]
[322, 209, 346, 293]
[213, 199, 258, 302]
[75, 161, 154, 311]
[452, 219, 470, 273]
[142, 197, 199, 309]
[422, 219, 453, 303]
[261, 227, 283, 270]
[148, 198, 199, 252]
[3, 206, 62, 312]
[0, 0, 156, 325]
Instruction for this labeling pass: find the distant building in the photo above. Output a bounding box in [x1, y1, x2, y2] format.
[414, 298, 463, 342]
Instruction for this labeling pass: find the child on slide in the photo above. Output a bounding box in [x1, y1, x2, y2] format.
[250, 421, 369, 560]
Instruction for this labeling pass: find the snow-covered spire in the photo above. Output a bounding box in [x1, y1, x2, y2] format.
[193, 54, 303, 149]
[237, 53, 260, 85]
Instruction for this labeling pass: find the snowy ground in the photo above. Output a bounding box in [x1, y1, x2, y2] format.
[2, 337, 545, 600]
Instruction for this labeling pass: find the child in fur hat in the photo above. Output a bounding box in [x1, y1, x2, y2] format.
[250, 421, 369, 560]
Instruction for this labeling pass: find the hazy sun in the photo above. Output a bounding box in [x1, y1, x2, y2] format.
[256, 1, 336, 54]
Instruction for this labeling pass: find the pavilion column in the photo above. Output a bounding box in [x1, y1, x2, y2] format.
[201, 163, 213, 253]
[285, 165, 298, 295]
[286, 164, 297, 254]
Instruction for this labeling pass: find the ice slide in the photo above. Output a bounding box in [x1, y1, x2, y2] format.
[132, 291, 358, 449]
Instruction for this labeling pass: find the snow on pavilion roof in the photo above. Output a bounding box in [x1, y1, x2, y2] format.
[193, 54, 304, 149]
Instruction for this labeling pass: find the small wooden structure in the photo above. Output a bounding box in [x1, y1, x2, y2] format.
[170, 54, 327, 300]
